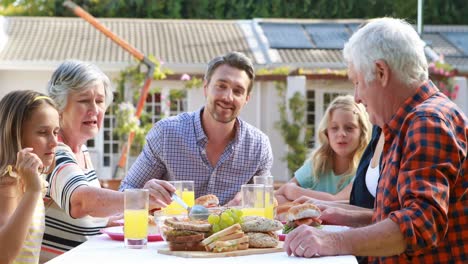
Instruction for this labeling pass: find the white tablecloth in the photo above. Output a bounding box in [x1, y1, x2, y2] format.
[46, 235, 357, 264]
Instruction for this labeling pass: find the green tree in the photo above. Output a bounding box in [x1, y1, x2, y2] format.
[1, 0, 466, 24]
[0, 0, 59, 16]
[212, 0, 226, 19]
[181, 0, 210, 19]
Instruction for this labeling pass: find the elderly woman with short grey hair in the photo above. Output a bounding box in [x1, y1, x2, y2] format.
[40, 60, 172, 262]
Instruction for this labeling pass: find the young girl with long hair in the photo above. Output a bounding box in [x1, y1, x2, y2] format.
[276, 95, 370, 204]
[0, 90, 59, 263]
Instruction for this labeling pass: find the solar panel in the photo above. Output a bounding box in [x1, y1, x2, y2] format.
[304, 24, 351, 49]
[422, 38, 433, 46]
[261, 23, 313, 49]
[347, 23, 360, 33]
[442, 32, 468, 55]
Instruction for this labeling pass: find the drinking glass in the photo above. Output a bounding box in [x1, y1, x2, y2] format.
[163, 180, 195, 215]
[124, 189, 149, 249]
[241, 184, 265, 217]
[253, 175, 274, 186]
[253, 175, 275, 219]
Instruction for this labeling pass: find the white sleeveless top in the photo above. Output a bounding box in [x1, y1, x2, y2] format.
[365, 164, 380, 198]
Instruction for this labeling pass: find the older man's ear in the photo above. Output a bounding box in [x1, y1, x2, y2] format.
[374, 60, 390, 87]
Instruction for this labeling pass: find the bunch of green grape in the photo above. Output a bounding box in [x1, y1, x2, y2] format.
[207, 208, 243, 233]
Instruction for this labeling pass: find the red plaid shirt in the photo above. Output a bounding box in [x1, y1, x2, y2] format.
[369, 82, 468, 263]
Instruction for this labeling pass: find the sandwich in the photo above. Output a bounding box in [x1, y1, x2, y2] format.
[283, 203, 322, 234]
[202, 223, 249, 252]
[244, 232, 278, 248]
[241, 216, 283, 232]
[165, 230, 206, 251]
[164, 217, 212, 232]
[241, 216, 283, 248]
[275, 202, 299, 222]
[195, 194, 219, 208]
[211, 236, 249, 253]
[164, 217, 212, 251]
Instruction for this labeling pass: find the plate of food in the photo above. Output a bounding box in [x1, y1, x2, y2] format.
[100, 225, 163, 242]
[156, 215, 284, 257]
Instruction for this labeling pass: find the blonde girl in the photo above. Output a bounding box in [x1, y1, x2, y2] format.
[276, 95, 370, 204]
[0, 91, 59, 263]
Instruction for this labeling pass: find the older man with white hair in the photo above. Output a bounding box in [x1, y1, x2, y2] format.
[284, 17, 467, 264]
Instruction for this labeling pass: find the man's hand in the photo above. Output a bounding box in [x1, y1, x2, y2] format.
[143, 179, 176, 209]
[316, 205, 350, 225]
[283, 224, 346, 258]
[225, 192, 241, 206]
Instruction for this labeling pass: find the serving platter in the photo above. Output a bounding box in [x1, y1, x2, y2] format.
[158, 242, 284, 258]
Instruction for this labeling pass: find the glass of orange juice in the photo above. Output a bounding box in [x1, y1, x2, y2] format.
[124, 189, 149, 249]
[241, 184, 266, 217]
[163, 181, 195, 215]
[253, 175, 275, 219]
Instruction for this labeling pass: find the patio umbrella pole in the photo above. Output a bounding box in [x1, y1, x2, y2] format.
[63, 0, 156, 179]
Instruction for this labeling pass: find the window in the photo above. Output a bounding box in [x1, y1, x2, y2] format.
[307, 87, 350, 148]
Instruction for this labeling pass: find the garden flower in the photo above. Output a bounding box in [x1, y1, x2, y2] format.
[181, 73, 191, 81]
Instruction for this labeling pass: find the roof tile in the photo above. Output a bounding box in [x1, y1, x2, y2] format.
[0, 17, 255, 64]
[0, 17, 467, 73]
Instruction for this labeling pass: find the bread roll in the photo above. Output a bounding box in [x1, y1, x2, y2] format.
[195, 194, 219, 207]
[241, 216, 283, 232]
[246, 232, 279, 248]
[275, 202, 300, 222]
[287, 203, 321, 221]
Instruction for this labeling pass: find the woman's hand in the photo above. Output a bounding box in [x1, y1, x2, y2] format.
[276, 182, 300, 201]
[106, 213, 123, 227]
[293, 196, 331, 207]
[293, 195, 314, 204]
[143, 179, 176, 209]
[15, 148, 44, 193]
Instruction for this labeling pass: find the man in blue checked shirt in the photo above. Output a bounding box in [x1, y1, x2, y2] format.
[119, 51, 273, 206]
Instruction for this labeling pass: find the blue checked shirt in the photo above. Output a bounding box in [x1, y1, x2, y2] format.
[120, 108, 274, 205]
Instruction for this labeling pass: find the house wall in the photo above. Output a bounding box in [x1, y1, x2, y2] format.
[0, 70, 51, 98]
[0, 69, 121, 98]
[454, 77, 468, 115]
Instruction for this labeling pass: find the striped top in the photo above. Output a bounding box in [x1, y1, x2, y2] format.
[0, 173, 46, 264]
[40, 143, 108, 262]
[13, 197, 45, 264]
